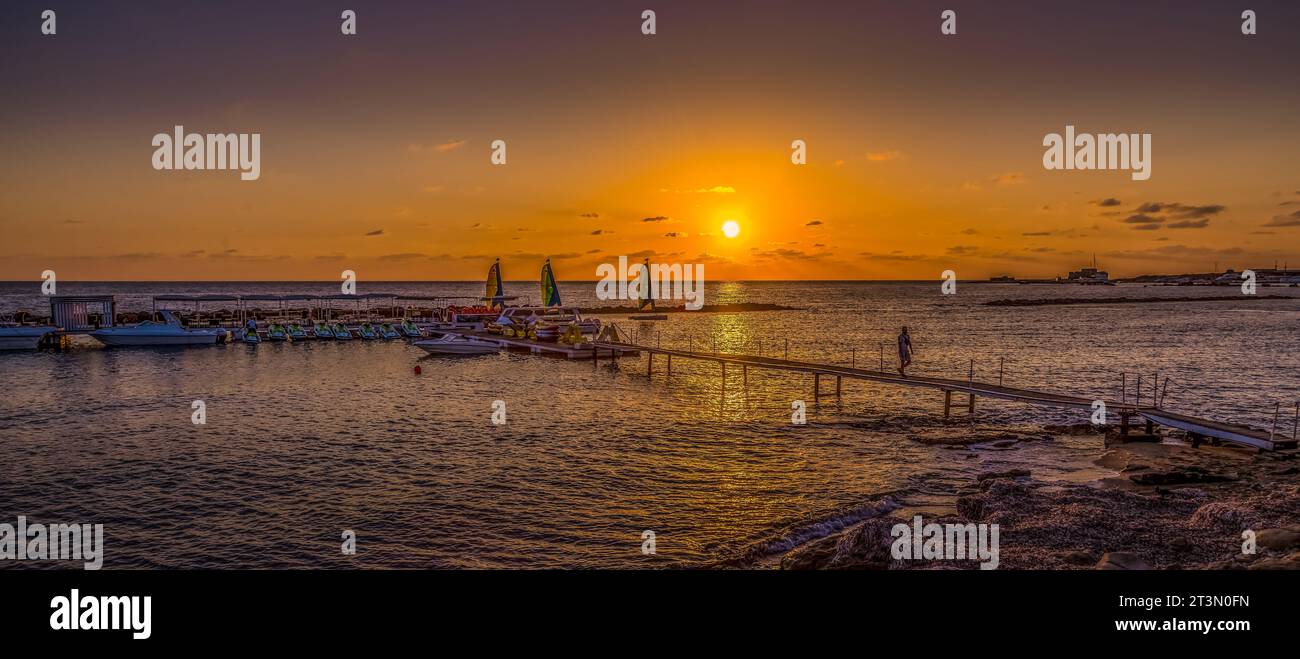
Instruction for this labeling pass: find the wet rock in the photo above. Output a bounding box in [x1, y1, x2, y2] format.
[779, 534, 839, 570]
[1169, 536, 1192, 552]
[976, 468, 1031, 483]
[956, 495, 985, 521]
[1255, 527, 1300, 552]
[1062, 549, 1096, 565]
[987, 439, 1019, 449]
[1188, 502, 1247, 531]
[1246, 552, 1300, 570]
[1097, 552, 1150, 570]
[1130, 467, 1236, 486]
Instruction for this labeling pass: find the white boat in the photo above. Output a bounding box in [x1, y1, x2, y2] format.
[413, 334, 500, 355]
[91, 310, 227, 347]
[0, 325, 58, 350]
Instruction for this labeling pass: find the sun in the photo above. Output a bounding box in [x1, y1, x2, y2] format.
[721, 220, 740, 238]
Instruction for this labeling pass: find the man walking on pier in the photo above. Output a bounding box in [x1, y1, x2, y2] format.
[897, 327, 914, 376]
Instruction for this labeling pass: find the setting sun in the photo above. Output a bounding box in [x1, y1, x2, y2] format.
[722, 220, 740, 238]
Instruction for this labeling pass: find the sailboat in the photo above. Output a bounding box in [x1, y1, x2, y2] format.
[541, 259, 561, 307]
[629, 257, 667, 320]
[486, 258, 506, 310]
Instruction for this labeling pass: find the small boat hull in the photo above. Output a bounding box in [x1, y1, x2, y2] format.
[414, 335, 500, 355]
[0, 326, 58, 350]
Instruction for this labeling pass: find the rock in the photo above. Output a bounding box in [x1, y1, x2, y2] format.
[1255, 527, 1300, 552]
[1096, 552, 1150, 570]
[1061, 549, 1096, 565]
[779, 533, 839, 570]
[1129, 467, 1236, 486]
[976, 468, 1031, 483]
[1169, 536, 1192, 552]
[956, 495, 985, 521]
[1188, 502, 1247, 530]
[1246, 552, 1300, 571]
[987, 439, 1018, 448]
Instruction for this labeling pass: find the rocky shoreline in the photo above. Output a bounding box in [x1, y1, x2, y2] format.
[771, 432, 1300, 570]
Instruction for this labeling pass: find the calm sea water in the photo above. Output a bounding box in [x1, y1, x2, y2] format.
[2, 281, 1298, 568]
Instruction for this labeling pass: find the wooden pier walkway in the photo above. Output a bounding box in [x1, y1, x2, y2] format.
[591, 340, 1298, 452]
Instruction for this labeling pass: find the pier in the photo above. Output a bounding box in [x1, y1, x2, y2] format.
[591, 339, 1298, 452]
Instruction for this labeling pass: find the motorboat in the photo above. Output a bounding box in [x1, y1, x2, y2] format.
[287, 322, 309, 340]
[413, 333, 501, 355]
[399, 319, 423, 338]
[378, 322, 401, 339]
[242, 326, 261, 344]
[0, 324, 59, 350]
[91, 310, 227, 347]
[313, 321, 335, 339]
[358, 323, 379, 340]
[333, 322, 353, 340]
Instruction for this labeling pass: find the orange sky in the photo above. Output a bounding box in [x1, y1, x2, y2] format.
[2, 1, 1298, 280]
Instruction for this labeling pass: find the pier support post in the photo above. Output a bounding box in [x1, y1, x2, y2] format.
[1120, 412, 1131, 436]
[836, 376, 842, 397]
[814, 373, 820, 399]
[721, 362, 726, 398]
[647, 353, 653, 377]
[1145, 418, 1154, 435]
[968, 393, 975, 413]
[743, 364, 748, 388]
[943, 390, 952, 417]
[667, 354, 672, 377]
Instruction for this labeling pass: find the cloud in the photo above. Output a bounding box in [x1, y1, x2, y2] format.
[665, 186, 736, 194]
[663, 232, 684, 238]
[866, 150, 901, 162]
[179, 250, 206, 258]
[579, 212, 600, 219]
[365, 229, 385, 236]
[435, 139, 467, 152]
[1093, 198, 1122, 207]
[590, 229, 607, 235]
[641, 215, 670, 222]
[755, 248, 832, 261]
[1123, 214, 1162, 225]
[1167, 218, 1210, 229]
[1022, 231, 1053, 236]
[946, 245, 978, 255]
[1134, 202, 1225, 218]
[991, 173, 1025, 185]
[585, 248, 601, 254]
[960, 228, 978, 235]
[378, 253, 429, 262]
[961, 182, 983, 191]
[1262, 210, 1300, 227]
[805, 220, 823, 226]
[859, 250, 927, 262]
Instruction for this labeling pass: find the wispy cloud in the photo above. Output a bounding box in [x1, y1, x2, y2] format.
[866, 150, 901, 162]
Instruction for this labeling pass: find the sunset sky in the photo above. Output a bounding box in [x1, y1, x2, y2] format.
[2, 0, 1298, 280]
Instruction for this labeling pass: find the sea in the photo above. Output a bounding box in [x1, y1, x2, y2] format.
[1, 281, 1297, 568]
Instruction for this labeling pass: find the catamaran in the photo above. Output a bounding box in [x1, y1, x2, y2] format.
[91, 310, 228, 347]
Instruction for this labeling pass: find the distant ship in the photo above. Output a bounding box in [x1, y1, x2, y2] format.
[1063, 255, 1114, 285]
[988, 275, 1018, 283]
